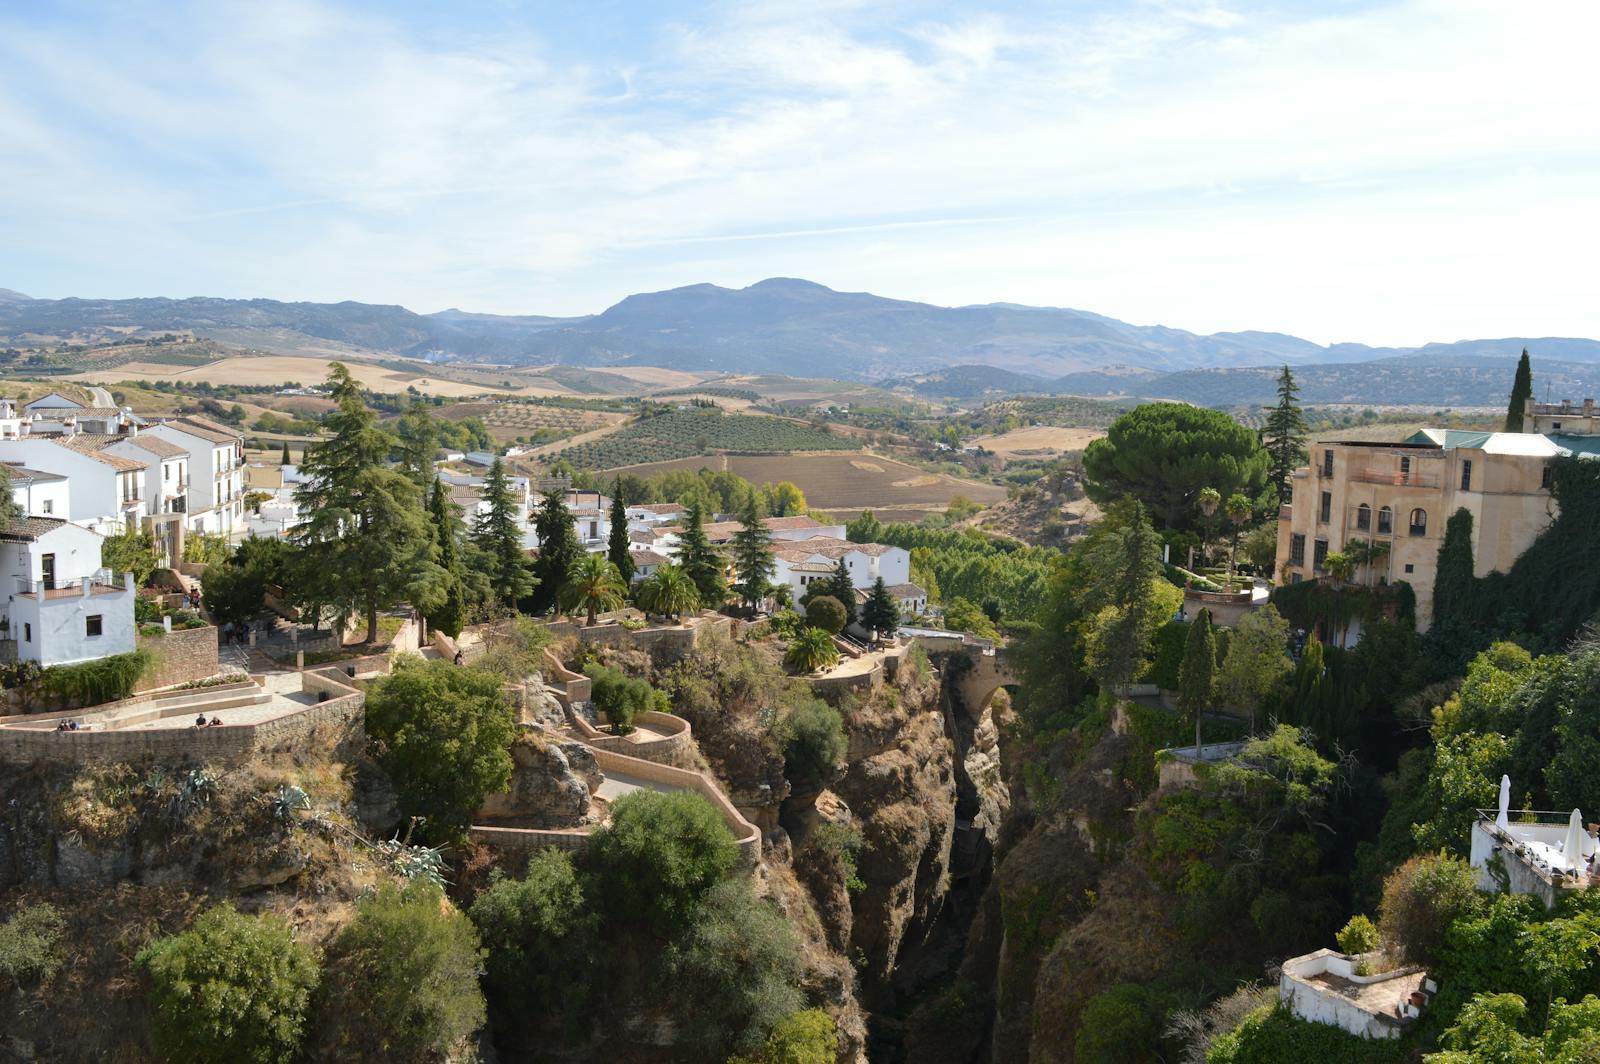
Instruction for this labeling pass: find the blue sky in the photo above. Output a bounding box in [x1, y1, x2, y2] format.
[1, 0, 1596, 346]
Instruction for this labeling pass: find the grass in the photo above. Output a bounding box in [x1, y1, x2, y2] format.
[551, 407, 860, 468]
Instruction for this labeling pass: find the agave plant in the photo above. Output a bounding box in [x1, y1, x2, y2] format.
[269, 784, 310, 825]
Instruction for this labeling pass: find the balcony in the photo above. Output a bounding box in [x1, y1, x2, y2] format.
[1351, 469, 1440, 489]
[14, 569, 130, 599]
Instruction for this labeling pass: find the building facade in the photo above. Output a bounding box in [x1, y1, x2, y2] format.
[0, 518, 136, 666]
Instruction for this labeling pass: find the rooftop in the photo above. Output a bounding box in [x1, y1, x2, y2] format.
[56, 435, 149, 470]
[0, 515, 73, 542]
[111, 434, 187, 459]
[1, 463, 67, 484]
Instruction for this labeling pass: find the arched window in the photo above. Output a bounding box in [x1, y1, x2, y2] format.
[1377, 506, 1393, 535]
[1356, 503, 1371, 531]
[1409, 508, 1427, 536]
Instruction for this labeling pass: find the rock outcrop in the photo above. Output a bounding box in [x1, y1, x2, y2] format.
[477, 733, 602, 828]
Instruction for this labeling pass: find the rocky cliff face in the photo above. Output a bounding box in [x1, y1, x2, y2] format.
[477, 732, 602, 828]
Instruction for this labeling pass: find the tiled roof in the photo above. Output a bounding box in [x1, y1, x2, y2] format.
[161, 416, 240, 444]
[884, 582, 926, 600]
[113, 435, 187, 459]
[1, 463, 66, 483]
[774, 537, 902, 560]
[787, 561, 836, 573]
[0, 515, 72, 541]
[634, 503, 685, 514]
[53, 436, 148, 471]
[630, 549, 670, 565]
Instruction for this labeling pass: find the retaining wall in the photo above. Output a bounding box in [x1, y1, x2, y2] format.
[134, 625, 219, 692]
[565, 710, 694, 767]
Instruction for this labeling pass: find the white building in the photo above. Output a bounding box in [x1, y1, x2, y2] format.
[5, 464, 70, 519]
[0, 398, 26, 440]
[0, 437, 145, 536]
[0, 517, 136, 666]
[771, 537, 912, 608]
[1468, 777, 1599, 907]
[1279, 949, 1433, 1040]
[627, 548, 669, 582]
[143, 416, 246, 539]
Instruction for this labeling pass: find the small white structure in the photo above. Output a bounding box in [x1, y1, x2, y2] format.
[0, 517, 136, 665]
[1279, 949, 1434, 1040]
[1469, 789, 1599, 907]
[770, 536, 912, 608]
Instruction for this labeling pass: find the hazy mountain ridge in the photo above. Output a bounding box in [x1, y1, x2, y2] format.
[3, 279, 1598, 388]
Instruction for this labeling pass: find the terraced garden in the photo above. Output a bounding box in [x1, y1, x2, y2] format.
[551, 408, 859, 468]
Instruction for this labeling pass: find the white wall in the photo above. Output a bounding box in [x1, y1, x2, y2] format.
[10, 477, 70, 518]
[0, 440, 120, 531]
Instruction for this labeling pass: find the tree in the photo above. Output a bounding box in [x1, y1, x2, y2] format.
[280, 438, 291, 465]
[765, 480, 807, 517]
[636, 561, 701, 622]
[736, 1009, 838, 1064]
[677, 502, 727, 608]
[584, 661, 665, 734]
[803, 558, 857, 627]
[426, 479, 467, 638]
[201, 558, 266, 626]
[785, 627, 840, 674]
[394, 397, 438, 486]
[312, 882, 485, 1063]
[363, 657, 515, 842]
[561, 553, 626, 627]
[1179, 608, 1216, 752]
[1262, 365, 1309, 507]
[585, 790, 740, 935]
[472, 458, 534, 608]
[1505, 348, 1533, 432]
[1434, 508, 1478, 631]
[730, 498, 777, 614]
[529, 488, 581, 615]
[1378, 853, 1484, 966]
[0, 903, 64, 988]
[1216, 604, 1293, 732]
[293, 364, 444, 643]
[607, 480, 635, 584]
[804, 594, 847, 634]
[862, 577, 900, 640]
[1082, 501, 1167, 692]
[1083, 402, 1270, 530]
[138, 904, 320, 1064]
[102, 522, 160, 585]
[0, 464, 17, 530]
[779, 698, 845, 792]
[943, 596, 1000, 640]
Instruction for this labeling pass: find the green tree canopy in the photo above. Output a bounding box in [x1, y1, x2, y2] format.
[784, 627, 840, 674]
[607, 479, 635, 584]
[1084, 402, 1269, 530]
[426, 479, 468, 638]
[636, 561, 701, 621]
[1216, 603, 1293, 731]
[471, 458, 534, 609]
[730, 497, 777, 614]
[1179, 608, 1217, 750]
[393, 397, 438, 486]
[561, 552, 626, 627]
[804, 594, 847, 634]
[529, 487, 581, 615]
[1262, 366, 1309, 506]
[584, 790, 740, 936]
[676, 501, 728, 608]
[862, 576, 900, 639]
[1505, 348, 1533, 432]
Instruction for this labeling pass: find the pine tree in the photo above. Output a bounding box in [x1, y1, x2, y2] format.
[1505, 348, 1533, 432]
[427, 479, 468, 637]
[292, 364, 444, 642]
[280, 439, 291, 466]
[675, 502, 726, 608]
[1178, 608, 1216, 753]
[472, 458, 534, 609]
[862, 577, 899, 640]
[529, 488, 581, 615]
[394, 398, 439, 486]
[729, 498, 776, 614]
[607, 479, 635, 584]
[1262, 366, 1309, 506]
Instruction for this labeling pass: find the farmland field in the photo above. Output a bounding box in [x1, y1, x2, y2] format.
[969, 425, 1105, 456]
[602, 452, 1008, 511]
[550, 408, 858, 468]
[69, 355, 518, 396]
[441, 400, 628, 445]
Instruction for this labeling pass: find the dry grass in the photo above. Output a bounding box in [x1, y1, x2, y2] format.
[71, 356, 515, 397]
[969, 425, 1105, 457]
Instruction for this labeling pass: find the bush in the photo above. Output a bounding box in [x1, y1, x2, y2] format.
[586, 790, 739, 935]
[778, 697, 846, 791]
[584, 661, 668, 735]
[364, 658, 515, 842]
[663, 879, 805, 1058]
[1337, 914, 1380, 956]
[1207, 1005, 1406, 1063]
[733, 1008, 838, 1064]
[470, 850, 597, 1040]
[38, 649, 151, 706]
[1075, 983, 1163, 1064]
[804, 595, 847, 634]
[0, 903, 66, 988]
[784, 627, 840, 674]
[138, 904, 320, 1064]
[312, 882, 485, 1062]
[1379, 852, 1484, 965]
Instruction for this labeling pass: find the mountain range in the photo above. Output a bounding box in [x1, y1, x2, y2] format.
[2, 278, 1596, 391]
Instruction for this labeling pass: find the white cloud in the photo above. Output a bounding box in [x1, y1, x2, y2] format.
[0, 0, 1596, 348]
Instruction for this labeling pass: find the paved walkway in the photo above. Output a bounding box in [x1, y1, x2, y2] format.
[594, 768, 672, 803]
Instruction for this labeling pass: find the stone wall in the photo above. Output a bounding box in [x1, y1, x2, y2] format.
[134, 625, 219, 692]
[566, 710, 695, 767]
[542, 613, 733, 663]
[810, 660, 885, 702]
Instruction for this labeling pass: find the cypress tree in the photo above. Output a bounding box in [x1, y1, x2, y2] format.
[529, 488, 580, 615]
[394, 397, 438, 487]
[1178, 608, 1216, 752]
[1432, 508, 1478, 631]
[427, 479, 467, 637]
[1262, 366, 1309, 506]
[675, 502, 727, 608]
[729, 497, 776, 615]
[863, 577, 900, 640]
[280, 439, 291, 466]
[1505, 348, 1533, 432]
[472, 458, 534, 609]
[607, 479, 635, 584]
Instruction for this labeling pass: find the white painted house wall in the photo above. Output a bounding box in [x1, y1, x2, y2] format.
[0, 523, 136, 665]
[8, 475, 70, 518]
[0, 440, 123, 533]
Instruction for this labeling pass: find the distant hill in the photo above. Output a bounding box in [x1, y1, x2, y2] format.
[4, 278, 1599, 389]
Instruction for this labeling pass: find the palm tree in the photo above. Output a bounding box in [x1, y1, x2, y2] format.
[784, 627, 840, 674]
[636, 562, 700, 623]
[1224, 493, 1253, 591]
[560, 553, 626, 627]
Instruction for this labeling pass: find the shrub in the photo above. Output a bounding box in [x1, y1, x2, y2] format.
[586, 790, 739, 935]
[733, 1008, 838, 1064]
[804, 595, 847, 634]
[778, 697, 846, 791]
[364, 658, 515, 842]
[0, 903, 66, 988]
[1379, 852, 1484, 965]
[1337, 914, 1380, 956]
[138, 904, 320, 1064]
[584, 661, 668, 735]
[784, 627, 839, 674]
[1207, 1004, 1406, 1063]
[1075, 983, 1163, 1064]
[38, 650, 151, 706]
[663, 879, 804, 1057]
[312, 882, 485, 1062]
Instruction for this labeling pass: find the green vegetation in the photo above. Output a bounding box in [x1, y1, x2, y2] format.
[0, 903, 65, 988]
[561, 553, 627, 626]
[363, 657, 515, 842]
[784, 627, 840, 674]
[528, 487, 580, 615]
[804, 594, 847, 634]
[1209, 1006, 1407, 1063]
[730, 497, 777, 613]
[1504, 348, 1532, 432]
[553, 406, 858, 468]
[583, 661, 667, 734]
[586, 790, 741, 935]
[1262, 365, 1309, 506]
[778, 697, 846, 791]
[730, 1008, 839, 1064]
[471, 457, 534, 608]
[38, 649, 151, 706]
[636, 561, 701, 620]
[676, 501, 728, 607]
[848, 513, 1057, 624]
[1336, 914, 1380, 956]
[138, 904, 320, 1064]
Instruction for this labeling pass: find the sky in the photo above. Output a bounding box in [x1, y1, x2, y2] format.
[1, 0, 1597, 347]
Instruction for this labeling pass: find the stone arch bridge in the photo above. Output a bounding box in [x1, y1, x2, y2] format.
[904, 629, 1018, 721]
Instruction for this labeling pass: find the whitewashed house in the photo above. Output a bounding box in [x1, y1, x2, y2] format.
[0, 438, 144, 536]
[143, 416, 246, 539]
[5, 464, 70, 519]
[771, 537, 912, 608]
[0, 517, 136, 665]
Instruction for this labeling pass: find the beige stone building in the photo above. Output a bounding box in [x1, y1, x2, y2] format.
[1275, 429, 1562, 632]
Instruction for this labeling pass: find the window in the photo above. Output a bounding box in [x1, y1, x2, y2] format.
[1322, 450, 1334, 477]
[41, 500, 52, 514]
[23, 623, 30, 643]
[1553, 421, 1562, 431]
[1319, 491, 1332, 523]
[85, 615, 102, 638]
[1543, 465, 1555, 490]
[1378, 506, 1393, 535]
[1404, 564, 1414, 574]
[1409, 508, 1428, 536]
[1356, 503, 1371, 530]
[1290, 533, 1306, 566]
[1399, 456, 1411, 481]
[1313, 539, 1329, 571]
[1461, 459, 1473, 491]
